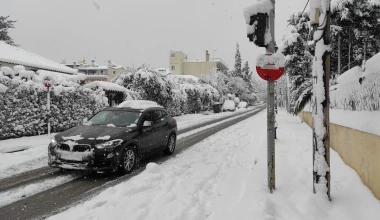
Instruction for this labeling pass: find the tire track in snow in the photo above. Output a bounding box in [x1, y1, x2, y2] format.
[0, 107, 265, 220]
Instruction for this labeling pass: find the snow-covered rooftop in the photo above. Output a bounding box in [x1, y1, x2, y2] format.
[84, 81, 127, 92]
[185, 58, 229, 69]
[0, 41, 78, 74]
[117, 100, 163, 109]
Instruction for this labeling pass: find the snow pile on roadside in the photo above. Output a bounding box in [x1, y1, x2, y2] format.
[222, 100, 235, 111]
[0, 174, 78, 207]
[0, 133, 55, 179]
[49, 111, 380, 220]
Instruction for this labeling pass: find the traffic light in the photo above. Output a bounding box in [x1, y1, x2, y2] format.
[247, 13, 268, 47]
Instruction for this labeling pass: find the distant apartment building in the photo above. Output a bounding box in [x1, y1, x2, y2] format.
[65, 60, 124, 83]
[169, 50, 229, 77]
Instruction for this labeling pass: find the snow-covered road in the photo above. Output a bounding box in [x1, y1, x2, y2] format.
[0, 107, 258, 180]
[48, 110, 380, 220]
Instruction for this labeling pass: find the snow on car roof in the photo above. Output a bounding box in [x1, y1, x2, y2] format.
[117, 100, 163, 110]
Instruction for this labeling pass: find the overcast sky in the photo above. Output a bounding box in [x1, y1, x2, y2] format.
[1, 0, 305, 70]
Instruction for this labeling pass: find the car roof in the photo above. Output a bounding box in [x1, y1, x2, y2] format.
[104, 106, 166, 112]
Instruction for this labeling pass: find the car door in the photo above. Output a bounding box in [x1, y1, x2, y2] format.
[138, 111, 158, 156]
[152, 110, 167, 149]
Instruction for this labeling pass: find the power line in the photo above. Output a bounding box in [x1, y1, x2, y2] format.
[301, 0, 310, 17]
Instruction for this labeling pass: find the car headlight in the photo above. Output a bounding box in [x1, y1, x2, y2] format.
[50, 137, 58, 147]
[95, 139, 123, 149]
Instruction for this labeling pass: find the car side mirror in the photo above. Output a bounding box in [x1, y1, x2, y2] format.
[143, 121, 153, 127]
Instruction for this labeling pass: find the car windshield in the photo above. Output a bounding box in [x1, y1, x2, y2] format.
[88, 110, 140, 127]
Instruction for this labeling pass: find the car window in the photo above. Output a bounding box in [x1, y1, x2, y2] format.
[143, 111, 153, 122]
[153, 110, 162, 123]
[88, 110, 141, 127]
[161, 110, 168, 118]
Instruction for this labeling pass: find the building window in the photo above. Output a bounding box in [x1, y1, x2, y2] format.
[171, 53, 175, 57]
[171, 66, 175, 70]
[113, 71, 116, 75]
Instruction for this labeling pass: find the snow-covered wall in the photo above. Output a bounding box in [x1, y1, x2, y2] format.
[299, 111, 380, 200]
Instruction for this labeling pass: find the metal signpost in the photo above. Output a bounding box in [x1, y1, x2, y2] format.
[245, 0, 281, 193]
[44, 76, 52, 138]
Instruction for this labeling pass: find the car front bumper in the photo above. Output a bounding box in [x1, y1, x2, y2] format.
[48, 144, 122, 171]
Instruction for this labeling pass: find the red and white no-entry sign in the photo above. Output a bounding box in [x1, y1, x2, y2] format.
[256, 53, 285, 81]
[43, 76, 52, 88]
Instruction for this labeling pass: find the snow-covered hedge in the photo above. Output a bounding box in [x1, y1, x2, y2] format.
[0, 68, 108, 140]
[330, 72, 380, 111]
[113, 67, 220, 116]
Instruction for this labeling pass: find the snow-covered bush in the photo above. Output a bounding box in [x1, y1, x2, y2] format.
[113, 67, 220, 115]
[330, 72, 380, 111]
[200, 70, 258, 105]
[0, 68, 108, 140]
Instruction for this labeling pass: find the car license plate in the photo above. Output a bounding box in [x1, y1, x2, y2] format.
[60, 152, 83, 161]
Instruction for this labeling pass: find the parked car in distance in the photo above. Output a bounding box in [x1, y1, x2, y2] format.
[48, 100, 177, 174]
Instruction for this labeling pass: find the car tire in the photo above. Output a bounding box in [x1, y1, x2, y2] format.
[163, 134, 176, 155]
[119, 147, 136, 175]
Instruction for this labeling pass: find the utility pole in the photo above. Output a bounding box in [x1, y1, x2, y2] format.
[310, 0, 331, 200]
[267, 0, 276, 193]
[338, 35, 341, 75]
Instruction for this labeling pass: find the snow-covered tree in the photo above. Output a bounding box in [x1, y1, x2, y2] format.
[242, 61, 252, 82]
[0, 16, 17, 46]
[234, 43, 242, 77]
[281, 11, 313, 113]
[331, 0, 380, 76]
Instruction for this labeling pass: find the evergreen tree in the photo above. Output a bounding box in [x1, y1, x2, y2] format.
[234, 43, 242, 77]
[281, 11, 313, 114]
[0, 16, 17, 46]
[242, 61, 251, 82]
[331, 0, 380, 76]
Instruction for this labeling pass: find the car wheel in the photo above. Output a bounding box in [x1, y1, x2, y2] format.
[164, 134, 176, 155]
[119, 147, 136, 174]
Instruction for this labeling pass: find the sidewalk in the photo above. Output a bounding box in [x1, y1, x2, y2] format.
[49, 110, 380, 220]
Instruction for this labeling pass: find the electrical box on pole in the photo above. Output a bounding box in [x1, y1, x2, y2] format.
[247, 13, 269, 47]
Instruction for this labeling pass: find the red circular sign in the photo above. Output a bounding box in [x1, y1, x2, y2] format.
[256, 54, 285, 81]
[256, 66, 285, 81]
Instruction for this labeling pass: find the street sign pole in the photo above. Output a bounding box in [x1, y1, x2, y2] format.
[47, 87, 51, 138]
[267, 0, 276, 193]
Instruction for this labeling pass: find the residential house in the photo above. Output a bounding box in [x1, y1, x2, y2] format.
[0, 41, 77, 75]
[169, 50, 229, 77]
[65, 60, 124, 83]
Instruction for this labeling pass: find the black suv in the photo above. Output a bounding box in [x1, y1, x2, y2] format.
[48, 104, 177, 174]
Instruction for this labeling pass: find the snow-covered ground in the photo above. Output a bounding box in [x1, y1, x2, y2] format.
[0, 173, 79, 207]
[49, 110, 380, 220]
[0, 107, 259, 180]
[174, 106, 257, 130]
